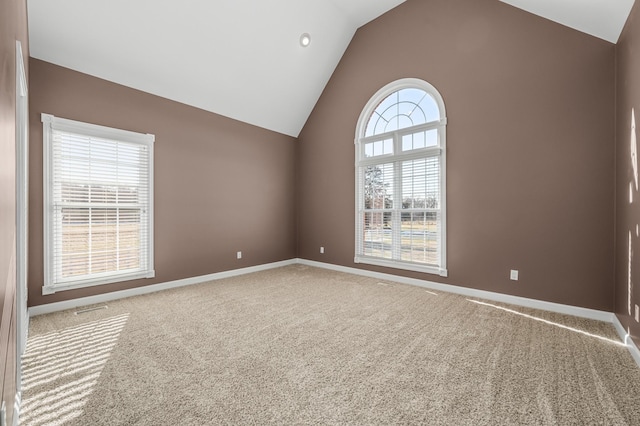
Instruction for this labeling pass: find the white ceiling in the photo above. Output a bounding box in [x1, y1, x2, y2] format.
[27, 0, 406, 137]
[28, 0, 636, 137]
[500, 0, 635, 43]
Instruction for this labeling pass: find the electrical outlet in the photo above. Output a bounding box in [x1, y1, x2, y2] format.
[635, 304, 639, 323]
[237, 251, 242, 259]
[320, 246, 324, 254]
[510, 270, 519, 281]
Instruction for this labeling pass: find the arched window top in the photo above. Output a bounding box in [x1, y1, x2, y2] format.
[365, 88, 440, 137]
[357, 78, 446, 140]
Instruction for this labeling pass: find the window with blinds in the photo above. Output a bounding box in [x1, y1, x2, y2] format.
[42, 114, 155, 294]
[355, 79, 447, 276]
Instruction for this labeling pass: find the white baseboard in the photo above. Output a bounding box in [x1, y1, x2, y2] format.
[13, 391, 21, 426]
[27, 256, 640, 369]
[29, 259, 297, 317]
[297, 259, 613, 322]
[611, 315, 640, 368]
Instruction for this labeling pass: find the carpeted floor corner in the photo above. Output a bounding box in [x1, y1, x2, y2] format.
[20, 265, 640, 425]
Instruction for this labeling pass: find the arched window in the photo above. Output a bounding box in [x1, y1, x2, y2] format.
[355, 78, 447, 276]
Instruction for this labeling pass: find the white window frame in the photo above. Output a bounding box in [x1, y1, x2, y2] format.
[42, 113, 155, 294]
[354, 78, 448, 276]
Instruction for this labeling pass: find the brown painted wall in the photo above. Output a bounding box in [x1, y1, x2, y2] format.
[28, 59, 297, 306]
[615, 1, 640, 347]
[1, 0, 29, 423]
[297, 0, 616, 310]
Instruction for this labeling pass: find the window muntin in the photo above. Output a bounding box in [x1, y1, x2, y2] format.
[364, 138, 393, 158]
[42, 114, 155, 294]
[355, 79, 447, 276]
[364, 88, 441, 137]
[402, 128, 438, 151]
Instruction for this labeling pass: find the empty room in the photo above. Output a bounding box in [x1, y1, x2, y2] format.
[2, 0, 640, 424]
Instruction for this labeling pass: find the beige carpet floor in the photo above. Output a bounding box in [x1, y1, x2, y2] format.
[20, 265, 640, 425]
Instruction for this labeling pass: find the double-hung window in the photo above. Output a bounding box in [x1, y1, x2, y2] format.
[355, 79, 447, 276]
[42, 114, 155, 294]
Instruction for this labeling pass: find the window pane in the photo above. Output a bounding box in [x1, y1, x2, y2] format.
[384, 139, 393, 155]
[364, 164, 394, 209]
[60, 207, 142, 279]
[400, 211, 440, 265]
[402, 158, 440, 209]
[402, 129, 438, 152]
[363, 212, 393, 259]
[60, 208, 89, 278]
[364, 138, 393, 158]
[53, 134, 149, 281]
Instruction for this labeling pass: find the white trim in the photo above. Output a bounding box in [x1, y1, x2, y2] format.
[42, 269, 156, 295]
[611, 315, 640, 368]
[147, 140, 155, 278]
[298, 259, 613, 322]
[41, 113, 155, 293]
[15, 40, 29, 348]
[29, 259, 297, 316]
[13, 391, 21, 426]
[40, 113, 155, 145]
[354, 255, 447, 277]
[360, 120, 445, 145]
[42, 114, 53, 293]
[30, 257, 614, 322]
[15, 41, 29, 423]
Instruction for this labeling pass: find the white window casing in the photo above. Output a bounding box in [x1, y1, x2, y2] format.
[354, 78, 448, 277]
[42, 113, 155, 294]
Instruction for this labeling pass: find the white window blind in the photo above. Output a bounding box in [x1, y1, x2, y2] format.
[355, 79, 447, 276]
[42, 114, 155, 294]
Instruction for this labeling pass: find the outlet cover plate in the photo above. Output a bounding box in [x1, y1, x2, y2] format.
[510, 270, 519, 281]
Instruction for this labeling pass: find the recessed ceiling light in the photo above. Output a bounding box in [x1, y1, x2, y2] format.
[300, 33, 311, 47]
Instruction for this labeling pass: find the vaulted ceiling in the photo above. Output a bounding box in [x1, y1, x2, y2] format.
[27, 0, 407, 137]
[499, 0, 635, 44]
[28, 0, 635, 137]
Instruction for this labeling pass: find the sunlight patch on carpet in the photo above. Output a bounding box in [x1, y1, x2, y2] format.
[467, 299, 625, 347]
[20, 314, 129, 426]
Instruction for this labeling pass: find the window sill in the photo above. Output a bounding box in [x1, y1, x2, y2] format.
[354, 256, 447, 277]
[43, 269, 155, 295]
